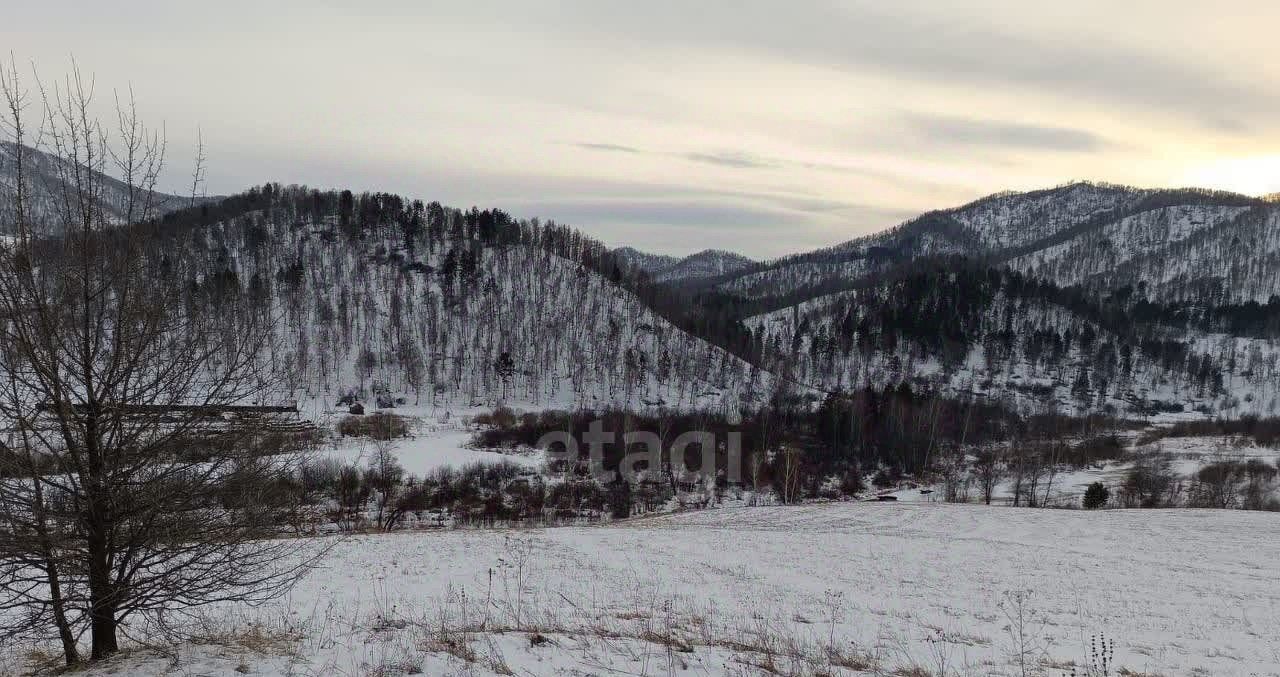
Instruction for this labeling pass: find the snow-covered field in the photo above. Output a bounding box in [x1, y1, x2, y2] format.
[319, 424, 541, 478]
[296, 400, 544, 477]
[21, 503, 1280, 677]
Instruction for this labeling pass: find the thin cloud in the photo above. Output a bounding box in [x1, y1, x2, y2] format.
[905, 114, 1113, 152]
[681, 150, 778, 169]
[535, 199, 801, 227]
[547, 1, 1280, 130]
[12, 2, 1277, 258]
[576, 142, 643, 154]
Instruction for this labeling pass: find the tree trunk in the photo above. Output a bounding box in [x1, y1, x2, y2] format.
[29, 456, 80, 666]
[85, 416, 120, 660]
[50, 576, 79, 666]
[38, 537, 79, 665]
[87, 514, 119, 659]
[89, 601, 119, 660]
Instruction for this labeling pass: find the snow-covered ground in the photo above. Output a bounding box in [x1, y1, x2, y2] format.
[296, 399, 544, 477]
[18, 503, 1280, 676]
[884, 434, 1280, 508]
[319, 422, 541, 478]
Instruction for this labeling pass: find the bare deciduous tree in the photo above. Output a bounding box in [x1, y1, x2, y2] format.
[778, 444, 804, 504]
[0, 60, 320, 666]
[973, 448, 1004, 505]
[367, 430, 406, 531]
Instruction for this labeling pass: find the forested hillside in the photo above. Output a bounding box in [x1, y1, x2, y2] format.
[16, 153, 1280, 419]
[744, 261, 1280, 416]
[1009, 203, 1280, 304]
[615, 246, 754, 284]
[651, 183, 1280, 417]
[141, 185, 775, 413]
[705, 182, 1273, 303]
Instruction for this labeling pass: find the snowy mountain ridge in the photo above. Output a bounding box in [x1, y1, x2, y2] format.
[685, 182, 1280, 417]
[25, 176, 1280, 419]
[712, 182, 1271, 303]
[0, 141, 200, 230]
[139, 186, 777, 416]
[615, 246, 754, 284]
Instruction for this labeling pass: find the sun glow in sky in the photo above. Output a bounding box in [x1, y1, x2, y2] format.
[7, 1, 1280, 257]
[1182, 156, 1280, 197]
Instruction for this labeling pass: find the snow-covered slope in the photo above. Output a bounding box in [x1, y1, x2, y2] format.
[948, 182, 1148, 250]
[743, 264, 1268, 416]
[152, 187, 772, 414]
[615, 246, 754, 284]
[651, 248, 754, 283]
[1006, 204, 1252, 288]
[611, 245, 678, 274]
[0, 141, 197, 230]
[23, 503, 1280, 677]
[164, 182, 1280, 418]
[37, 178, 1280, 419]
[1016, 204, 1280, 304]
[695, 182, 1280, 416]
[713, 182, 1268, 302]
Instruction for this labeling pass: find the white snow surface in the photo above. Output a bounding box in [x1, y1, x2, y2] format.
[319, 427, 540, 478]
[308, 399, 544, 478]
[19, 503, 1280, 676]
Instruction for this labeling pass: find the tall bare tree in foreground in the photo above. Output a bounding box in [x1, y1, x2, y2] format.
[0, 60, 316, 666]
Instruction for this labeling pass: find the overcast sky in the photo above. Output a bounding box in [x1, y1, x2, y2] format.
[8, 1, 1280, 257]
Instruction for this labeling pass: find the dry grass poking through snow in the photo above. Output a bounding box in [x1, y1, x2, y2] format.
[9, 503, 1280, 676]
